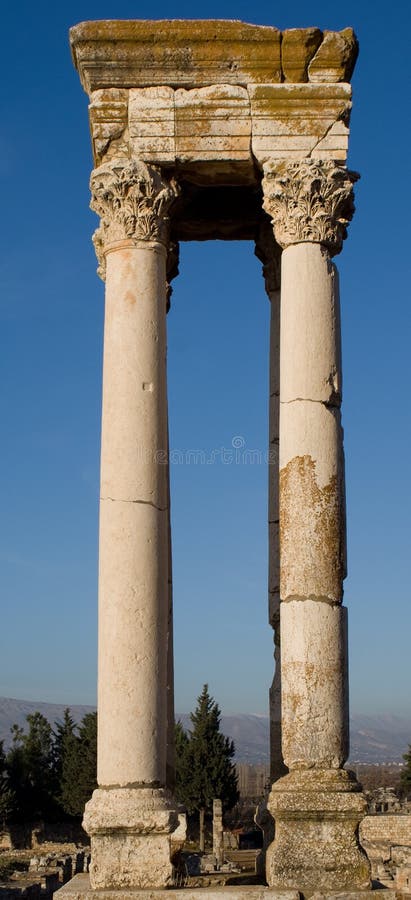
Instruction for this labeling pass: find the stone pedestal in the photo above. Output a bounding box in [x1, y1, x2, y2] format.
[84, 789, 178, 889]
[266, 771, 369, 893]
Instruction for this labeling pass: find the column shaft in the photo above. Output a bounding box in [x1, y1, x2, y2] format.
[268, 286, 286, 784]
[279, 242, 347, 768]
[98, 242, 169, 788]
[265, 244, 368, 893]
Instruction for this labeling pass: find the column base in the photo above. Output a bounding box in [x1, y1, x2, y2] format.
[266, 770, 371, 894]
[83, 787, 178, 889]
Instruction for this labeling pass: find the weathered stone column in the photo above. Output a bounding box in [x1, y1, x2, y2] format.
[212, 799, 224, 868]
[83, 158, 180, 890]
[165, 243, 179, 796]
[255, 222, 287, 787]
[262, 159, 370, 893]
[254, 225, 285, 875]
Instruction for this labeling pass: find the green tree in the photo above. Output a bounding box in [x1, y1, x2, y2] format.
[0, 740, 15, 826]
[400, 744, 411, 798]
[60, 712, 97, 817]
[182, 685, 239, 851]
[52, 709, 80, 817]
[6, 713, 56, 822]
[174, 720, 191, 807]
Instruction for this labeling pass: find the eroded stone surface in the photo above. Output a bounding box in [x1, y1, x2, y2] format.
[281, 28, 323, 82]
[279, 441, 346, 602]
[250, 84, 352, 166]
[267, 771, 370, 892]
[175, 85, 251, 164]
[129, 87, 175, 164]
[89, 89, 129, 164]
[70, 20, 282, 91]
[308, 28, 359, 83]
[71, 20, 358, 170]
[280, 600, 348, 769]
[84, 789, 178, 889]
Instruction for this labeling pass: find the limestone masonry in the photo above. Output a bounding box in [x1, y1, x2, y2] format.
[66, 18, 369, 898]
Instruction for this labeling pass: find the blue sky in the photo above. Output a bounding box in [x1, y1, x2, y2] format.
[0, 0, 409, 719]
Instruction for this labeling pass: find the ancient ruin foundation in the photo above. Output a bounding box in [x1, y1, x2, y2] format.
[66, 18, 370, 896]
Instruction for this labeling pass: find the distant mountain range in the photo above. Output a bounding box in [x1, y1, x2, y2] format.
[0, 697, 409, 764]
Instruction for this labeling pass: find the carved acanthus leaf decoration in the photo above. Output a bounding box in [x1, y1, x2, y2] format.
[262, 159, 359, 256]
[90, 159, 180, 279]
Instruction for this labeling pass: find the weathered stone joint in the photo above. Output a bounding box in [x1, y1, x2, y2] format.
[90, 158, 180, 278]
[262, 158, 359, 255]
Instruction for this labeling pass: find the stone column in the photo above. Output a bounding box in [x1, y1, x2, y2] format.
[165, 242, 179, 795]
[83, 158, 180, 890]
[254, 224, 285, 876]
[212, 799, 224, 868]
[262, 159, 370, 893]
[255, 222, 287, 787]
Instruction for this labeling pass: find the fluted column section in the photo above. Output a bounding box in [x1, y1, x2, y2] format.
[262, 159, 370, 893]
[82, 158, 180, 890]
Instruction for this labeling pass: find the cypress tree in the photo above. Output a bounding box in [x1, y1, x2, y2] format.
[174, 720, 191, 807]
[52, 709, 80, 817]
[183, 685, 239, 851]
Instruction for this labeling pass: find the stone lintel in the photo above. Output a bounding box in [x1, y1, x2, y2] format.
[70, 20, 282, 93]
[70, 20, 358, 96]
[249, 83, 351, 165]
[89, 81, 352, 171]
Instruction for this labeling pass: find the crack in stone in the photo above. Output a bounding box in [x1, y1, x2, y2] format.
[281, 595, 343, 606]
[101, 497, 168, 512]
[309, 116, 343, 157]
[280, 396, 340, 408]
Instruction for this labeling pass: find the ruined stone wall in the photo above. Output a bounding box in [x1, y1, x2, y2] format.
[360, 814, 411, 890]
[360, 814, 411, 846]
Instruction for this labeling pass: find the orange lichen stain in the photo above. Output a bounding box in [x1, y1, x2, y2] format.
[124, 290, 136, 306]
[279, 454, 345, 600]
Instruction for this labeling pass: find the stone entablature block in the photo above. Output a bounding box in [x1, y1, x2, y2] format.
[72, 20, 357, 171]
[70, 20, 357, 92]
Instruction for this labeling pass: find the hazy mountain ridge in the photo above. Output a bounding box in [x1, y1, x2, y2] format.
[0, 697, 409, 764]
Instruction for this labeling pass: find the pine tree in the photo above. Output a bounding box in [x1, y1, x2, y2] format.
[62, 712, 97, 817]
[52, 709, 80, 817]
[174, 720, 191, 807]
[400, 743, 411, 798]
[6, 713, 56, 822]
[183, 685, 239, 851]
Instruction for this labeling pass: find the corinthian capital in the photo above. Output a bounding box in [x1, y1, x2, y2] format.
[262, 159, 359, 256]
[90, 159, 180, 278]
